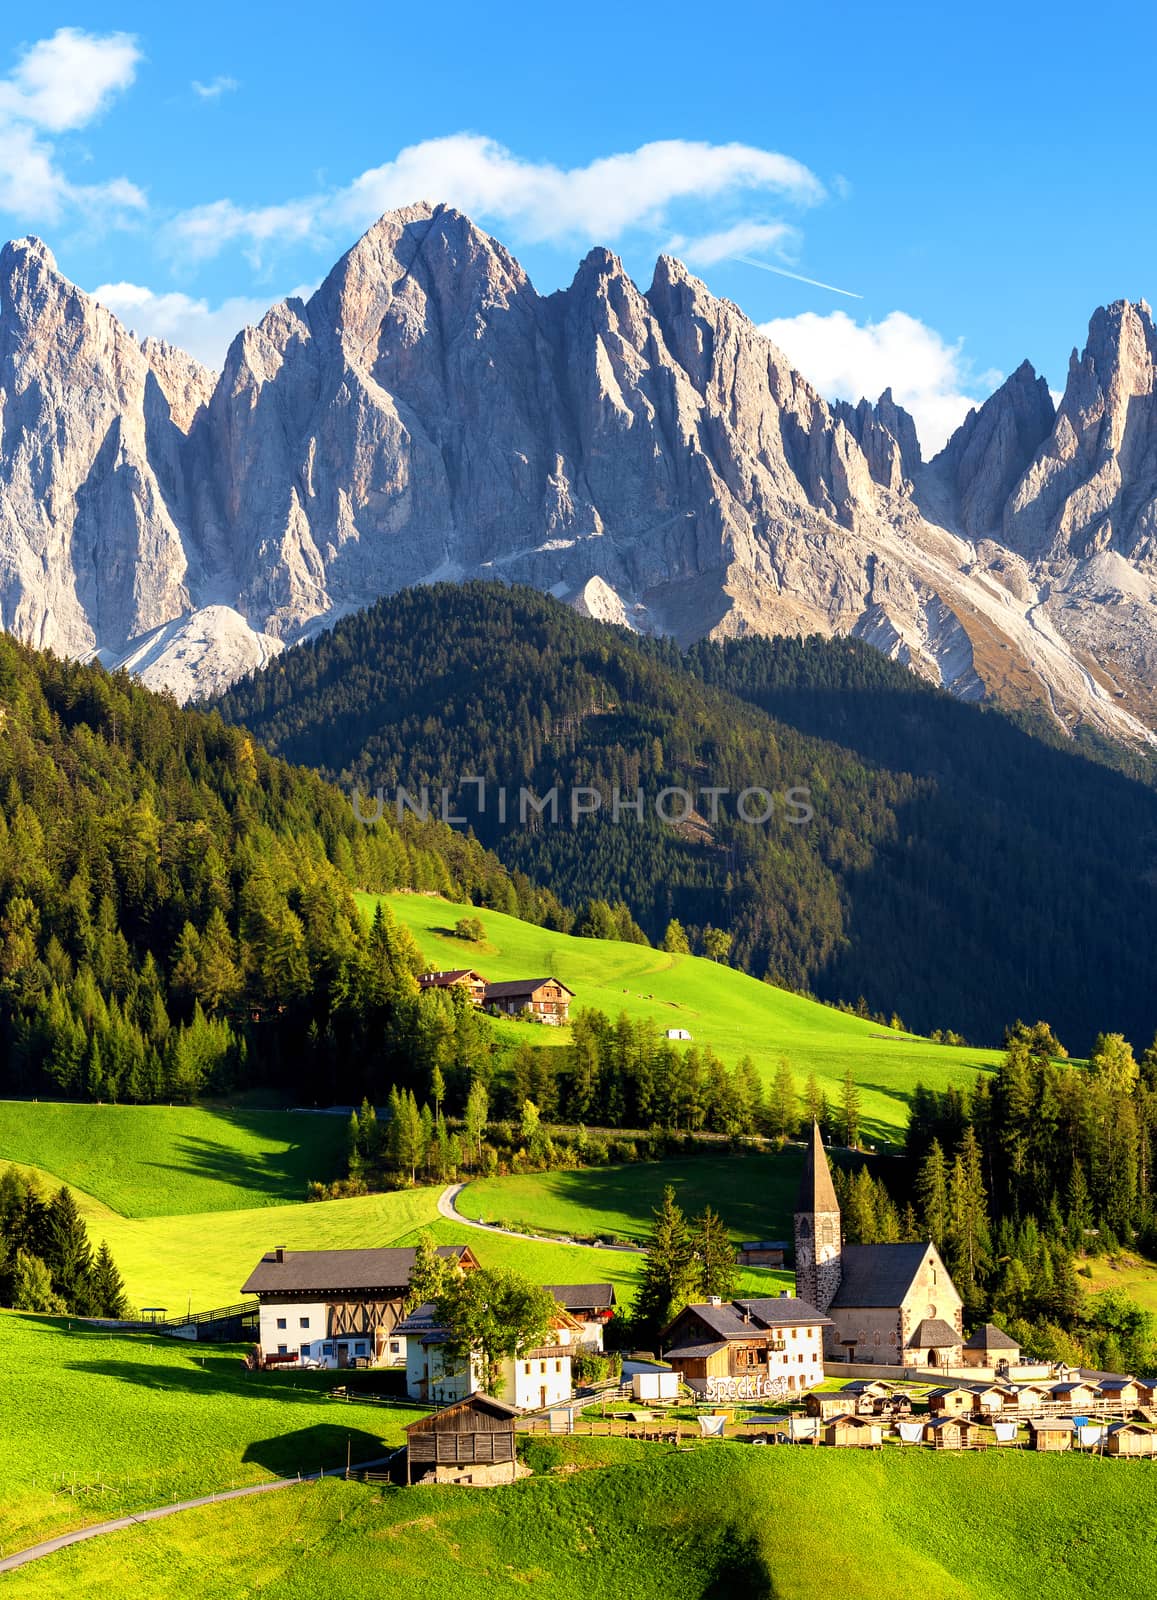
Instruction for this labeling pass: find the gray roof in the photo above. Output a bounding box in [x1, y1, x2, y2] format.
[1098, 1377, 1138, 1392]
[963, 1322, 1019, 1351]
[1029, 1417, 1076, 1432]
[909, 1317, 960, 1348]
[662, 1294, 830, 1343]
[666, 1340, 729, 1360]
[484, 978, 574, 999]
[542, 1284, 616, 1310]
[243, 1245, 468, 1296]
[829, 1242, 934, 1310]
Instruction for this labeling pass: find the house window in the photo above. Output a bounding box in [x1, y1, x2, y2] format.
[276, 1318, 287, 1330]
[524, 1363, 531, 1376]
[390, 1341, 400, 1354]
[323, 1343, 333, 1355]
[300, 1317, 310, 1329]
[356, 1343, 367, 1356]
[540, 1362, 546, 1374]
[792, 1328, 798, 1339]
[277, 1344, 287, 1356]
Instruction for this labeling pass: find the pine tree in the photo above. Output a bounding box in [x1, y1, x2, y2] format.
[43, 1187, 94, 1312]
[661, 919, 690, 955]
[90, 1240, 130, 1318]
[691, 1206, 738, 1300]
[632, 1185, 696, 1342]
[915, 1139, 949, 1247]
[463, 1078, 489, 1168]
[769, 1059, 798, 1139]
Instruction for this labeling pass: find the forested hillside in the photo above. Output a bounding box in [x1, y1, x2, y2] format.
[0, 636, 566, 1104]
[215, 583, 1157, 1050]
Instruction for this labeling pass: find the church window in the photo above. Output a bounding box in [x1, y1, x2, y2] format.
[798, 1218, 811, 1238]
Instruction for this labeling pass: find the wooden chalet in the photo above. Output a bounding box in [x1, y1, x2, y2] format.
[242, 1243, 479, 1370]
[1097, 1377, 1141, 1411]
[663, 1293, 830, 1399]
[405, 1394, 519, 1486]
[822, 1414, 882, 1448]
[1049, 1380, 1098, 1411]
[1106, 1421, 1157, 1458]
[483, 977, 574, 1024]
[1028, 1417, 1075, 1452]
[927, 1386, 975, 1416]
[418, 969, 487, 1005]
[1134, 1379, 1157, 1408]
[924, 1416, 986, 1450]
[971, 1384, 1019, 1417]
[806, 1390, 860, 1421]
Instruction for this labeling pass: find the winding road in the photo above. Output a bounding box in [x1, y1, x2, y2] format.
[436, 1182, 643, 1253]
[0, 1457, 395, 1576]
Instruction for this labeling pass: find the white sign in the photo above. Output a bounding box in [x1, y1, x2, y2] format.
[704, 1374, 789, 1402]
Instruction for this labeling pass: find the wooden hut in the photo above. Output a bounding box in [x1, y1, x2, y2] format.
[1097, 1378, 1140, 1412]
[927, 1386, 975, 1416]
[1049, 1381, 1098, 1412]
[1027, 1417, 1074, 1452]
[971, 1384, 1018, 1417]
[1106, 1421, 1157, 1458]
[1010, 1383, 1049, 1415]
[924, 1416, 985, 1451]
[405, 1394, 519, 1485]
[841, 1380, 891, 1413]
[1134, 1379, 1157, 1409]
[823, 1413, 883, 1448]
[806, 1391, 854, 1421]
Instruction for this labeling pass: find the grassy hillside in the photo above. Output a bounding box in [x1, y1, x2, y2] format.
[0, 1103, 346, 1217]
[6, 1439, 1156, 1599]
[460, 1153, 806, 1245]
[91, 1184, 786, 1313]
[0, 1311, 424, 1552]
[374, 890, 1002, 1142]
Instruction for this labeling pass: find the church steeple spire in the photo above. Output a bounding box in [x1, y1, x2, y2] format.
[793, 1121, 842, 1314]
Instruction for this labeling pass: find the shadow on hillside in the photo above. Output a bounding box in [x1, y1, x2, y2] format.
[140, 1109, 346, 1204]
[62, 1351, 348, 1404]
[702, 1523, 777, 1598]
[243, 1425, 393, 1478]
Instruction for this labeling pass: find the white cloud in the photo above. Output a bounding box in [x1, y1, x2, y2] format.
[167, 133, 824, 263]
[91, 282, 273, 368]
[192, 76, 239, 100]
[759, 308, 998, 455]
[670, 218, 797, 267]
[0, 28, 144, 223]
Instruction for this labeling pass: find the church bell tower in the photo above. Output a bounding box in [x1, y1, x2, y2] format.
[793, 1121, 842, 1313]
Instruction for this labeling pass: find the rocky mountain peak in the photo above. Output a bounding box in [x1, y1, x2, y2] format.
[933, 358, 1055, 539]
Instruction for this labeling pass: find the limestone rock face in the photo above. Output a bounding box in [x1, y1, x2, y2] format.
[1, 209, 1156, 743]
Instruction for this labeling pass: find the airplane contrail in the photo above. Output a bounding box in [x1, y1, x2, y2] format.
[733, 254, 863, 299]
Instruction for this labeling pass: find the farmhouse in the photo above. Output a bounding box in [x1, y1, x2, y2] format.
[483, 977, 574, 1024]
[418, 969, 487, 1004]
[961, 1322, 1021, 1370]
[662, 1291, 830, 1399]
[541, 1283, 616, 1347]
[405, 1394, 520, 1486]
[242, 1243, 478, 1369]
[397, 1296, 583, 1410]
[794, 1122, 963, 1367]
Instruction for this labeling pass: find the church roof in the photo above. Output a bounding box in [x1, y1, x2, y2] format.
[963, 1322, 1019, 1351]
[909, 1317, 960, 1348]
[828, 1242, 933, 1310]
[795, 1122, 839, 1214]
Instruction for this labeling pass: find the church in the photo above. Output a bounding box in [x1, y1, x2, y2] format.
[794, 1122, 963, 1368]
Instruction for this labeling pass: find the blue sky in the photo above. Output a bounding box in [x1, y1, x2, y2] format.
[2, 1, 1155, 450]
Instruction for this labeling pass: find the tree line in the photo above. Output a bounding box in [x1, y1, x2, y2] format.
[0, 1166, 129, 1317]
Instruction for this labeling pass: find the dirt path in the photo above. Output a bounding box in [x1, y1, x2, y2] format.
[437, 1182, 643, 1252]
[0, 1457, 395, 1576]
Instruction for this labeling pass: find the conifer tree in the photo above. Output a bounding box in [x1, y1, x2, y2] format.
[90, 1240, 130, 1318]
[691, 1206, 738, 1301]
[632, 1185, 696, 1342]
[916, 1140, 950, 1247]
[44, 1187, 94, 1311]
[840, 1067, 861, 1149]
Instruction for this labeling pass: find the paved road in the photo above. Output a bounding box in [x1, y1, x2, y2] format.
[0, 1457, 395, 1576]
[437, 1182, 643, 1252]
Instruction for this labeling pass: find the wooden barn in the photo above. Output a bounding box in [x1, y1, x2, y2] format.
[405, 1394, 520, 1486]
[1028, 1417, 1074, 1452]
[417, 969, 487, 1005]
[1106, 1421, 1157, 1458]
[823, 1414, 882, 1448]
[806, 1390, 860, 1420]
[483, 978, 574, 1025]
[924, 1416, 985, 1450]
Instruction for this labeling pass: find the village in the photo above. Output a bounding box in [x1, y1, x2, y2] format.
[236, 1125, 1157, 1485]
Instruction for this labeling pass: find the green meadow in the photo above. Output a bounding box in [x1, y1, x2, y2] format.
[5, 1439, 1155, 1600]
[0, 1102, 347, 1216]
[460, 1152, 807, 1245]
[374, 891, 1003, 1143]
[0, 1311, 423, 1553]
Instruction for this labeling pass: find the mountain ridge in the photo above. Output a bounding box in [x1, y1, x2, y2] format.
[2, 208, 1156, 737]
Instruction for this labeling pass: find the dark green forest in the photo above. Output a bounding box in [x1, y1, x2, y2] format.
[0, 634, 571, 1105]
[214, 582, 1157, 1051]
